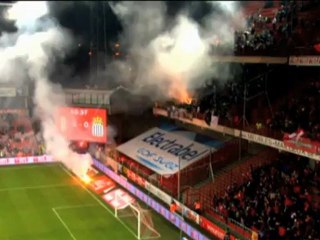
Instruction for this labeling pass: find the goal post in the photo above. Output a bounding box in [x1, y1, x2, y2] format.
[114, 194, 161, 240]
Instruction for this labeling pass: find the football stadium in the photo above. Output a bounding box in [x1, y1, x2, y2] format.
[0, 1, 320, 240]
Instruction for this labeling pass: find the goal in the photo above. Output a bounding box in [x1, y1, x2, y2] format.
[114, 195, 161, 239]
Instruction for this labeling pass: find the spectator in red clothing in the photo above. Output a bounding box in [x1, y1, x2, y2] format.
[278, 226, 286, 238]
[214, 155, 320, 240]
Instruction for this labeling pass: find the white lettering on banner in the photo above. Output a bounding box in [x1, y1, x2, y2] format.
[153, 108, 320, 161]
[241, 132, 320, 160]
[289, 56, 320, 66]
[142, 131, 209, 161]
[137, 148, 178, 171]
[0, 155, 53, 166]
[117, 127, 211, 175]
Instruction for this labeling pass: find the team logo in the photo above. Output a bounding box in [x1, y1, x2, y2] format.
[92, 116, 104, 137]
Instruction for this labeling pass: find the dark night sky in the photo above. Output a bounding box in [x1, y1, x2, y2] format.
[46, 1, 215, 80]
[0, 1, 249, 85]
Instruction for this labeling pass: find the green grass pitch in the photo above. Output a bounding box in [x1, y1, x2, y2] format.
[0, 163, 181, 240]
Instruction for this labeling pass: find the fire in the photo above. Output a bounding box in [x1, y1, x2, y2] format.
[81, 174, 92, 185]
[168, 76, 192, 104]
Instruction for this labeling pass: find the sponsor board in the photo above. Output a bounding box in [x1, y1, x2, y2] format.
[102, 188, 135, 209]
[0, 155, 53, 166]
[289, 56, 320, 66]
[123, 167, 146, 188]
[283, 134, 320, 155]
[117, 128, 210, 175]
[199, 217, 232, 240]
[89, 176, 115, 194]
[145, 181, 200, 224]
[241, 131, 320, 160]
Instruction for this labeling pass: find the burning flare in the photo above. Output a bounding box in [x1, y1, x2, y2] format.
[168, 75, 192, 104]
[81, 174, 92, 185]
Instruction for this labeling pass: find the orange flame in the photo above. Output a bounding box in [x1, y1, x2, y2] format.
[81, 174, 92, 185]
[168, 76, 192, 104]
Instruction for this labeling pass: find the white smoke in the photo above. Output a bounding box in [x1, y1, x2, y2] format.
[107, 1, 245, 102]
[0, 1, 92, 177]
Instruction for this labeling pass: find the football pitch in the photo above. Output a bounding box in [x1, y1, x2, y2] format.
[0, 163, 181, 240]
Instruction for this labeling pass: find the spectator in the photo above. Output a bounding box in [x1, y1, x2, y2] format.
[213, 156, 320, 239]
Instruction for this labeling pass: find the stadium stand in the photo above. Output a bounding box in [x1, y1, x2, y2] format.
[150, 3, 320, 239]
[212, 154, 320, 240]
[212, 1, 320, 56]
[0, 111, 41, 157]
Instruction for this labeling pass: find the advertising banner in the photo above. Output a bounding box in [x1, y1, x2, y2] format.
[283, 135, 320, 155]
[89, 176, 115, 194]
[199, 216, 232, 240]
[55, 107, 107, 143]
[116, 127, 211, 175]
[0, 155, 53, 166]
[123, 167, 146, 188]
[289, 56, 320, 66]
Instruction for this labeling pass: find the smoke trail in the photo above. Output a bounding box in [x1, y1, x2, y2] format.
[107, 1, 245, 103]
[0, 1, 92, 177]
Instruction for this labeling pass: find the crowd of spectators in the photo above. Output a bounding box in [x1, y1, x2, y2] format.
[210, 1, 320, 55]
[235, 2, 296, 53]
[213, 156, 320, 240]
[195, 79, 241, 122]
[268, 80, 320, 141]
[0, 112, 42, 158]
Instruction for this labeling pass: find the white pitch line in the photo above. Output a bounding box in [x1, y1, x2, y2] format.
[59, 164, 139, 239]
[52, 208, 77, 240]
[0, 183, 76, 192]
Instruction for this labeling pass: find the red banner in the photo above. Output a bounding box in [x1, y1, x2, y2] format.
[55, 107, 107, 143]
[89, 176, 115, 194]
[124, 168, 146, 188]
[199, 216, 233, 240]
[283, 134, 320, 155]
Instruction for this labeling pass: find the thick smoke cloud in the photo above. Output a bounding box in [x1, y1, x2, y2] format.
[107, 1, 244, 103]
[0, 1, 92, 177]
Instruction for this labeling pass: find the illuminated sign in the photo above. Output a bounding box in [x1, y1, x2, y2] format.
[55, 107, 107, 143]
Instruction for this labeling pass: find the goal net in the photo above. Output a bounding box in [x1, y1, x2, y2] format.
[115, 196, 161, 239]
